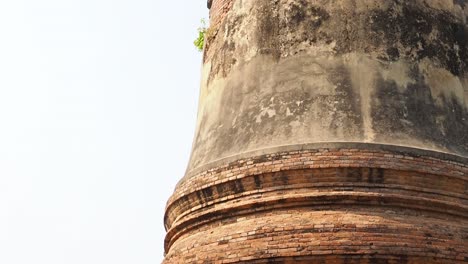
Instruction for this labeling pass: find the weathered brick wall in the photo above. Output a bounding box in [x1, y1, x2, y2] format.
[165, 208, 466, 263]
[163, 146, 468, 263]
[209, 0, 234, 28]
[164, 1, 468, 262]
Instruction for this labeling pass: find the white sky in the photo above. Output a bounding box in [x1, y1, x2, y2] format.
[0, 1, 207, 263]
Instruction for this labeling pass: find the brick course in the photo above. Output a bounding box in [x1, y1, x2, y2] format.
[163, 146, 468, 263]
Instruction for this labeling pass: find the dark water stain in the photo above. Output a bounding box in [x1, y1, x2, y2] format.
[371, 68, 468, 155]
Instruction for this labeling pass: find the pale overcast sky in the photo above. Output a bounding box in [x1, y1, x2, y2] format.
[0, 1, 207, 263]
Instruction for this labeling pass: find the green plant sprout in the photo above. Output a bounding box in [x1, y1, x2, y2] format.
[194, 19, 207, 52]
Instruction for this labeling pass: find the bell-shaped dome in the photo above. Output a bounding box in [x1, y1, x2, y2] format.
[163, 1, 468, 263]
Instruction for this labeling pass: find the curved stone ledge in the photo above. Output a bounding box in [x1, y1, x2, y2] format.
[168, 182, 467, 229]
[182, 142, 467, 182]
[167, 165, 468, 225]
[165, 190, 467, 252]
[166, 146, 467, 223]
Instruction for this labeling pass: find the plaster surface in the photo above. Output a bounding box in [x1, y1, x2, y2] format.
[188, 0, 468, 173]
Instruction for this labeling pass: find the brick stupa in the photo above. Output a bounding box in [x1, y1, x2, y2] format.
[163, 0, 468, 263]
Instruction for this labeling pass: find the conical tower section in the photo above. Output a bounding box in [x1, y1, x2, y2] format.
[164, 1, 468, 263]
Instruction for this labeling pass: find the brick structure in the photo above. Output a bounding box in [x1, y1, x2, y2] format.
[163, 0, 467, 263]
[207, 0, 234, 29]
